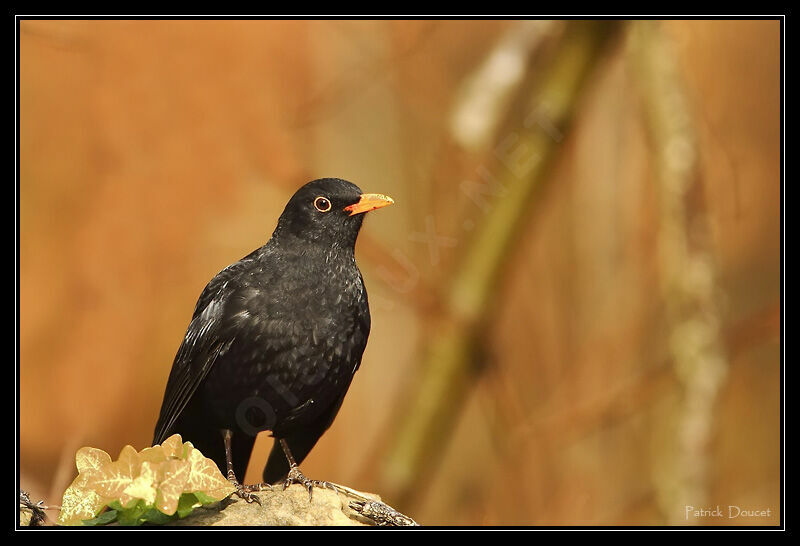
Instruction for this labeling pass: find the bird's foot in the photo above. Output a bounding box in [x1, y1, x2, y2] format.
[232, 483, 261, 505]
[228, 475, 269, 505]
[282, 465, 336, 501]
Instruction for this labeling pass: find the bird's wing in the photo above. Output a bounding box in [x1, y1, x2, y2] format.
[349, 275, 371, 375]
[152, 283, 233, 445]
[189, 248, 260, 320]
[153, 249, 270, 446]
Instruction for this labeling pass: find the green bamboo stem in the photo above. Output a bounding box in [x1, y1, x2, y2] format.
[377, 21, 620, 506]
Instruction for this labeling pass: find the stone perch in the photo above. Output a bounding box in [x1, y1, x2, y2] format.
[19, 485, 418, 527]
[168, 483, 417, 526]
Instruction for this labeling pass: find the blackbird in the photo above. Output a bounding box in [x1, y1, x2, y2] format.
[152, 178, 393, 500]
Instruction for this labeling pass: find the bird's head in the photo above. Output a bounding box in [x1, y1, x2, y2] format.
[273, 178, 394, 249]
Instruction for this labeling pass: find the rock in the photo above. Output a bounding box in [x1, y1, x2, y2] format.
[20, 482, 416, 527]
[166, 484, 384, 526]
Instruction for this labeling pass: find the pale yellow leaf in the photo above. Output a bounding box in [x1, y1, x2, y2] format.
[159, 434, 184, 459]
[139, 445, 167, 465]
[75, 447, 112, 474]
[185, 446, 235, 500]
[57, 470, 108, 525]
[155, 458, 190, 515]
[108, 444, 142, 506]
[123, 461, 158, 505]
[58, 437, 235, 524]
[93, 459, 137, 503]
[116, 444, 141, 475]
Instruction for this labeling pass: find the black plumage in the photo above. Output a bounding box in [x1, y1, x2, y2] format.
[152, 178, 393, 497]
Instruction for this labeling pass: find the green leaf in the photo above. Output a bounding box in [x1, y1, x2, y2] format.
[193, 491, 222, 505]
[176, 493, 199, 518]
[116, 500, 148, 526]
[82, 509, 118, 526]
[140, 507, 176, 526]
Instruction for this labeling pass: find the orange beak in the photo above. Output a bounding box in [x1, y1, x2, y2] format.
[343, 193, 395, 216]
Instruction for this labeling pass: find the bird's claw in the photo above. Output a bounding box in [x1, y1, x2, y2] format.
[282, 466, 335, 501]
[229, 478, 263, 505]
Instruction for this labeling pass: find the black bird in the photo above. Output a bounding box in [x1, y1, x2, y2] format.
[152, 178, 393, 499]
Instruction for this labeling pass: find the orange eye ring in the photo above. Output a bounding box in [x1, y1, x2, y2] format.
[314, 196, 332, 213]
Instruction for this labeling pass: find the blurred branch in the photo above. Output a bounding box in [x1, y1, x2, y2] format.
[450, 20, 556, 151]
[375, 21, 620, 506]
[629, 21, 729, 524]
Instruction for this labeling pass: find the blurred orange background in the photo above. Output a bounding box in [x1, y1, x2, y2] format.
[19, 19, 781, 525]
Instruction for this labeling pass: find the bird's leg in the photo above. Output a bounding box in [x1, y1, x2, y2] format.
[279, 438, 335, 501]
[220, 429, 271, 504]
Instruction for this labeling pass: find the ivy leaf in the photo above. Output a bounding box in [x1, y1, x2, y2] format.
[82, 509, 118, 526]
[181, 440, 195, 459]
[92, 450, 139, 506]
[75, 447, 112, 474]
[139, 445, 168, 465]
[58, 469, 109, 525]
[160, 434, 184, 459]
[58, 434, 235, 526]
[122, 461, 158, 507]
[193, 491, 224, 505]
[185, 446, 236, 500]
[176, 493, 200, 519]
[139, 507, 176, 526]
[155, 458, 190, 515]
[116, 500, 149, 526]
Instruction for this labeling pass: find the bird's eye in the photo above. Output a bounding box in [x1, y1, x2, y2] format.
[314, 196, 332, 213]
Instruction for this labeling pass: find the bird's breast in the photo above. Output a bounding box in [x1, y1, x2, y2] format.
[210, 261, 369, 430]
